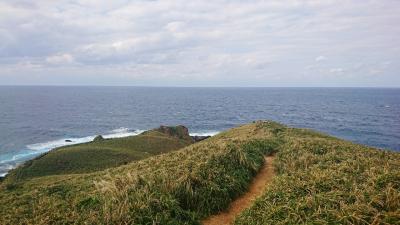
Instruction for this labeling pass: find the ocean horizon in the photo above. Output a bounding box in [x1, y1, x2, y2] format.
[0, 86, 399, 176]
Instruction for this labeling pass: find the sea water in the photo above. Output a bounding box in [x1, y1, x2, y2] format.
[0, 86, 399, 176]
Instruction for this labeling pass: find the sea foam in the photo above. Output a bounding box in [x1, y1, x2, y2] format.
[190, 131, 220, 136]
[0, 128, 220, 177]
[0, 128, 145, 177]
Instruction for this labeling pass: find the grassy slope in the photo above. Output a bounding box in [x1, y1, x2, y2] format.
[0, 121, 279, 224]
[0, 121, 399, 224]
[5, 128, 193, 182]
[235, 124, 400, 224]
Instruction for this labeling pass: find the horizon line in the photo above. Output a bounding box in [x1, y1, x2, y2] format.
[0, 84, 399, 88]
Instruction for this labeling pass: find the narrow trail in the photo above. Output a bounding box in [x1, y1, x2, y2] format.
[202, 155, 275, 225]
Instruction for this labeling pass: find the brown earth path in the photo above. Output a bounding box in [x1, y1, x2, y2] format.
[202, 155, 276, 225]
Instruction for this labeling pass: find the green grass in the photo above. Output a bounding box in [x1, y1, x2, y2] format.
[0, 121, 278, 224]
[5, 127, 193, 182]
[0, 121, 399, 225]
[235, 124, 400, 225]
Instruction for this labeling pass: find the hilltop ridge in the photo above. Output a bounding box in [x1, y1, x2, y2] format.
[0, 121, 399, 224]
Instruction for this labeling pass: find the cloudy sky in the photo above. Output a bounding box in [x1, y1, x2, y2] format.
[0, 0, 399, 86]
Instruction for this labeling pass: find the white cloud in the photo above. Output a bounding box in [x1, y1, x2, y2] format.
[369, 68, 383, 75]
[46, 53, 74, 65]
[315, 56, 326, 62]
[0, 0, 399, 86]
[329, 68, 344, 73]
[165, 21, 186, 33]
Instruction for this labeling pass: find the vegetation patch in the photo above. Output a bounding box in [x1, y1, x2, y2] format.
[0, 121, 399, 225]
[0, 122, 277, 224]
[76, 196, 101, 211]
[5, 126, 193, 182]
[235, 127, 400, 225]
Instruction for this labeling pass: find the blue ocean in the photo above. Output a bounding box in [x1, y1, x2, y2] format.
[0, 86, 399, 176]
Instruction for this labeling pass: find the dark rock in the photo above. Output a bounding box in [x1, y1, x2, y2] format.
[191, 135, 211, 142]
[65, 140, 72, 143]
[156, 125, 192, 141]
[93, 135, 104, 142]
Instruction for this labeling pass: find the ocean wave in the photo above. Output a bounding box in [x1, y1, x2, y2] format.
[0, 128, 220, 177]
[110, 127, 131, 133]
[190, 131, 220, 136]
[0, 128, 144, 177]
[103, 129, 145, 139]
[0, 163, 15, 172]
[26, 128, 145, 152]
[0, 163, 16, 177]
[26, 136, 96, 151]
[0, 150, 46, 165]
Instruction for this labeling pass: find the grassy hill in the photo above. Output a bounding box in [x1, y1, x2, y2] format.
[235, 125, 400, 224]
[0, 121, 399, 224]
[5, 125, 193, 182]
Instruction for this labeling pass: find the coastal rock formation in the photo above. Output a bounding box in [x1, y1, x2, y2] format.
[192, 135, 211, 142]
[155, 125, 211, 142]
[93, 135, 104, 142]
[155, 125, 193, 142]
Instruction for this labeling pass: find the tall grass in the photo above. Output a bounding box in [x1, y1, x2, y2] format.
[235, 128, 400, 225]
[0, 122, 279, 224]
[92, 138, 277, 224]
[5, 129, 192, 182]
[2, 121, 397, 224]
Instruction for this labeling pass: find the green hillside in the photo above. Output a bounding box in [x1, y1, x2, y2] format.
[5, 126, 193, 182]
[235, 125, 400, 224]
[0, 121, 399, 224]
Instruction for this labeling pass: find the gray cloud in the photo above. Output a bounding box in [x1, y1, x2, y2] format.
[0, 0, 399, 86]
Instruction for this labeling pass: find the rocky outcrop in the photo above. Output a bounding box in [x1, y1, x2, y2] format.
[155, 125, 192, 141]
[191, 135, 211, 142]
[154, 125, 211, 143]
[93, 135, 104, 142]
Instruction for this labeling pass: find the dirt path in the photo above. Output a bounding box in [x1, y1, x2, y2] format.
[202, 155, 275, 225]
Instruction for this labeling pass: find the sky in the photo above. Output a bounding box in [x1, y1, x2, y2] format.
[0, 0, 399, 87]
